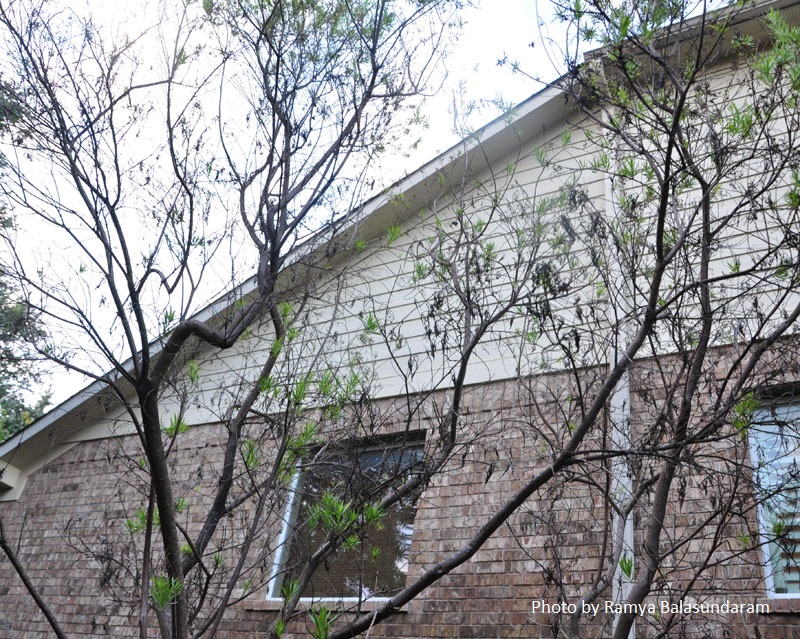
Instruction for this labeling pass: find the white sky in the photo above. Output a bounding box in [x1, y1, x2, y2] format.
[402, 0, 563, 168]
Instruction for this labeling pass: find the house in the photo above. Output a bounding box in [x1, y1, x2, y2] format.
[4, 1, 800, 637]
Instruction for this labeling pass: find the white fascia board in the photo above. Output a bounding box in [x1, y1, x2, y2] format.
[0, 384, 99, 459]
[342, 83, 569, 230]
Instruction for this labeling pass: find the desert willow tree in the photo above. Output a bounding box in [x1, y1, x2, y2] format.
[6, 0, 800, 638]
[0, 0, 469, 637]
[496, 1, 800, 638]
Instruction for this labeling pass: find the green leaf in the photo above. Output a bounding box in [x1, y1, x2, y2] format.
[242, 440, 262, 470]
[281, 577, 299, 601]
[731, 392, 758, 439]
[362, 311, 380, 335]
[736, 532, 752, 547]
[163, 415, 189, 437]
[317, 370, 335, 397]
[309, 606, 335, 639]
[162, 308, 176, 332]
[618, 157, 636, 179]
[412, 262, 429, 283]
[619, 555, 633, 579]
[279, 301, 293, 321]
[270, 336, 284, 358]
[187, 360, 200, 384]
[151, 575, 182, 608]
[364, 502, 385, 528]
[343, 534, 360, 550]
[291, 375, 311, 409]
[385, 223, 402, 246]
[307, 491, 357, 535]
[618, 13, 631, 39]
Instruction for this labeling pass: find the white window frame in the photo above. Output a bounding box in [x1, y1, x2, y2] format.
[749, 402, 800, 598]
[266, 439, 421, 604]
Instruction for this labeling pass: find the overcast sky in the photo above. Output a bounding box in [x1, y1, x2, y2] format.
[403, 0, 565, 170]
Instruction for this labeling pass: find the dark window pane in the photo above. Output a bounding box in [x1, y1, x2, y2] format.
[276, 441, 422, 600]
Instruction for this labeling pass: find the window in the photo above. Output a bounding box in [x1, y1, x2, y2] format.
[750, 403, 800, 596]
[268, 437, 423, 602]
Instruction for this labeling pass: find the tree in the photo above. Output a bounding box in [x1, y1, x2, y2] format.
[324, 1, 800, 637]
[0, 0, 470, 637]
[4, 1, 800, 639]
[502, 1, 800, 637]
[0, 245, 47, 441]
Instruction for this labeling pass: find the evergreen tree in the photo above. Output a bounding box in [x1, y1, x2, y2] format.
[0, 244, 48, 441]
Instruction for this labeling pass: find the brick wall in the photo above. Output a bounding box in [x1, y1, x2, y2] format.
[2, 367, 800, 638]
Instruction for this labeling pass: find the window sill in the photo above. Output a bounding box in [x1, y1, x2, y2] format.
[239, 598, 407, 614]
[756, 597, 800, 614]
